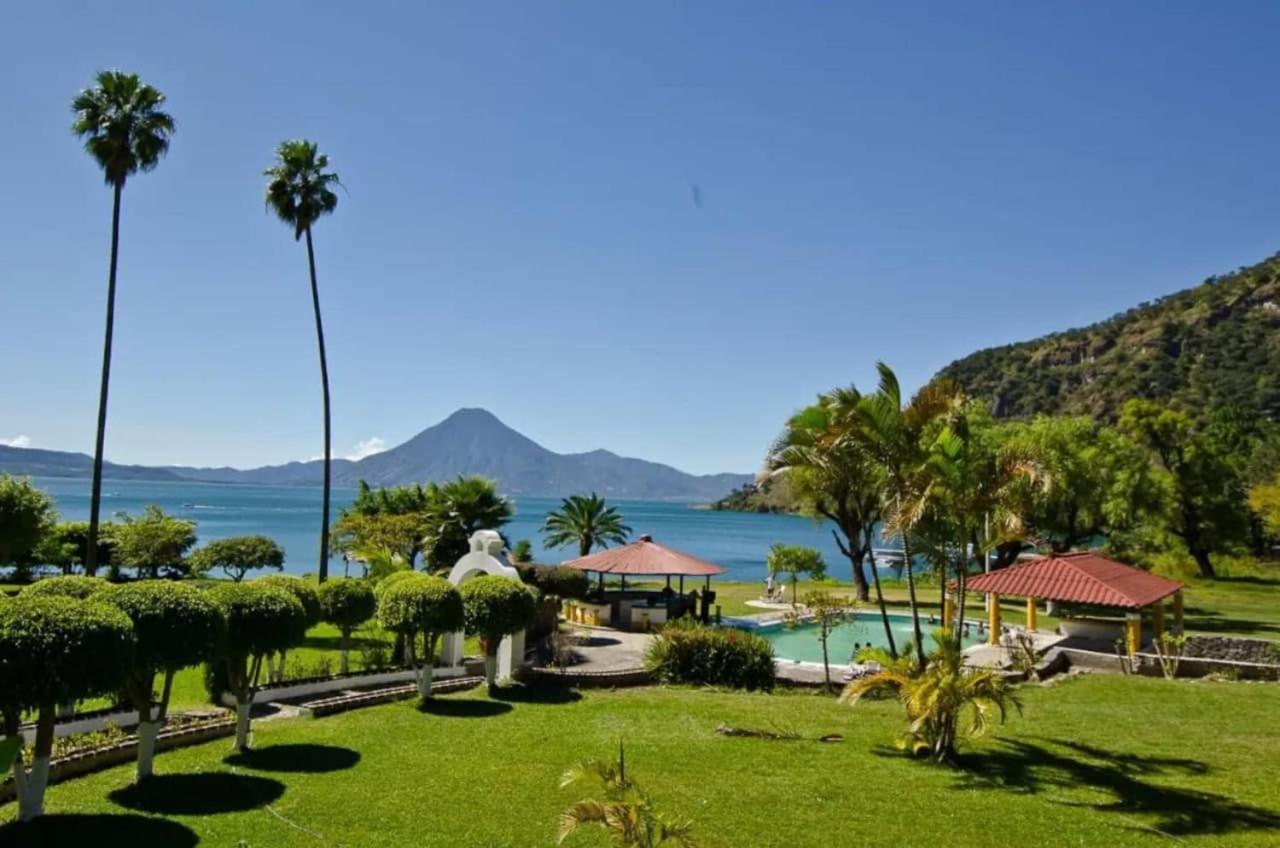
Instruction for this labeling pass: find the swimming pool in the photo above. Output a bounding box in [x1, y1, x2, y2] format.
[740, 611, 983, 665]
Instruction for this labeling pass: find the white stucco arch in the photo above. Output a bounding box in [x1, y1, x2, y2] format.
[440, 530, 527, 682]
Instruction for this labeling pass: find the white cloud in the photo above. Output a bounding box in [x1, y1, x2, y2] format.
[307, 437, 387, 463]
[348, 437, 387, 461]
[0, 435, 32, 448]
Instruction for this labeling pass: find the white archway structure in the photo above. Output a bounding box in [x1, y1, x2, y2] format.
[441, 530, 527, 683]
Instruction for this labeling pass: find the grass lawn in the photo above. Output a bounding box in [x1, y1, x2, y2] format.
[2, 675, 1278, 846]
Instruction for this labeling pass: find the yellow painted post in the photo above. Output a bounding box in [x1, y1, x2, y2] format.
[943, 596, 955, 630]
[1025, 596, 1038, 632]
[988, 593, 1001, 646]
[1172, 591, 1184, 634]
[1153, 602, 1165, 641]
[1125, 612, 1142, 656]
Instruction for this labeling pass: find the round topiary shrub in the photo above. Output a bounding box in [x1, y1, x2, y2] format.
[21, 575, 109, 600]
[373, 568, 419, 599]
[459, 575, 539, 688]
[206, 582, 307, 750]
[0, 595, 134, 820]
[318, 578, 377, 675]
[99, 581, 228, 779]
[376, 573, 463, 699]
[252, 574, 321, 684]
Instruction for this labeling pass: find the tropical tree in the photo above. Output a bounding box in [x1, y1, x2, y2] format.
[36, 520, 116, 575]
[111, 505, 197, 579]
[0, 595, 135, 819]
[558, 745, 694, 847]
[332, 482, 433, 568]
[264, 139, 342, 583]
[785, 590, 854, 690]
[830, 363, 960, 666]
[1119, 400, 1250, 577]
[541, 494, 632, 557]
[842, 630, 1019, 764]
[459, 575, 539, 689]
[375, 572, 464, 700]
[99, 582, 226, 780]
[207, 582, 308, 751]
[70, 71, 175, 577]
[765, 397, 893, 648]
[421, 476, 514, 572]
[189, 535, 285, 581]
[511, 539, 534, 563]
[0, 475, 57, 579]
[319, 578, 377, 674]
[765, 543, 826, 607]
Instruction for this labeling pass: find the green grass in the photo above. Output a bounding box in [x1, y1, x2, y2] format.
[2, 675, 1278, 846]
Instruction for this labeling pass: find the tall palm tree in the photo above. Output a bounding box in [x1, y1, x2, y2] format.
[264, 140, 341, 582]
[831, 363, 959, 667]
[542, 494, 632, 557]
[70, 71, 175, 577]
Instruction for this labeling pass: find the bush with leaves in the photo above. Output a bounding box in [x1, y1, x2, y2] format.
[511, 539, 534, 563]
[318, 578, 377, 674]
[21, 575, 109, 600]
[254, 573, 321, 683]
[189, 535, 284, 582]
[645, 619, 775, 692]
[99, 581, 227, 780]
[206, 582, 307, 750]
[0, 595, 134, 820]
[766, 543, 826, 606]
[376, 573, 464, 699]
[111, 505, 197, 579]
[515, 563, 591, 602]
[0, 474, 57, 581]
[460, 575, 539, 688]
[558, 745, 694, 847]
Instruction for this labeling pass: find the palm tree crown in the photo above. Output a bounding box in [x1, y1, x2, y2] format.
[542, 494, 632, 558]
[264, 139, 341, 239]
[71, 71, 175, 187]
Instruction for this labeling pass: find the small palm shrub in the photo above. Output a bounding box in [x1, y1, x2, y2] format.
[645, 620, 775, 691]
[558, 745, 693, 847]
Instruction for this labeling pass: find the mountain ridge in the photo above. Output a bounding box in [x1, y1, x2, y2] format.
[0, 408, 751, 501]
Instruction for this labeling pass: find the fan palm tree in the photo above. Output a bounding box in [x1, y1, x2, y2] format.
[842, 629, 1020, 764]
[558, 744, 695, 847]
[421, 476, 515, 571]
[264, 140, 342, 582]
[830, 363, 961, 667]
[542, 494, 632, 557]
[70, 71, 175, 577]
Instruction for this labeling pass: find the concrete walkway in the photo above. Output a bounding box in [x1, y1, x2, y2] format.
[563, 627, 653, 672]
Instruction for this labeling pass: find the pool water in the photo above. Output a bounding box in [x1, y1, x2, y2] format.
[746, 611, 983, 665]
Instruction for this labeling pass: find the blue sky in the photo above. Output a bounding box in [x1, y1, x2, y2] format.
[3, 1, 1279, 476]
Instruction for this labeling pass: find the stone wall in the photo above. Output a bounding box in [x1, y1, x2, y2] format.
[1183, 635, 1280, 665]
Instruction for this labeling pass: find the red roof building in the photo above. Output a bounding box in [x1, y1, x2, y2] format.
[562, 534, 727, 577]
[963, 552, 1182, 609]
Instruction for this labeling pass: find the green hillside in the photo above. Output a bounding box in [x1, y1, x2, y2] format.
[936, 253, 1280, 422]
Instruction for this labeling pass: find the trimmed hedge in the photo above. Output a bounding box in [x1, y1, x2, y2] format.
[255, 574, 322, 627]
[319, 578, 377, 631]
[21, 575, 109, 600]
[99, 580, 227, 673]
[459, 575, 539, 654]
[206, 582, 308, 660]
[514, 563, 590, 600]
[375, 573, 463, 638]
[645, 620, 776, 691]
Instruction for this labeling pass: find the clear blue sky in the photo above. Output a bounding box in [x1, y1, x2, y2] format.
[3, 2, 1279, 476]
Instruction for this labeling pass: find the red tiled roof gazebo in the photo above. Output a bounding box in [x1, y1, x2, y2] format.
[957, 552, 1184, 654]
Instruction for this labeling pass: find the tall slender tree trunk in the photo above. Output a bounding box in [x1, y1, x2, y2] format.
[901, 531, 927, 667]
[864, 528, 896, 658]
[305, 226, 332, 583]
[86, 182, 123, 577]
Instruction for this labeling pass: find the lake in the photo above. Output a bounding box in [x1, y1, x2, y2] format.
[32, 477, 886, 581]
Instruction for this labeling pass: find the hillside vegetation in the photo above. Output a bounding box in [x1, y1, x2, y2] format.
[936, 253, 1280, 422]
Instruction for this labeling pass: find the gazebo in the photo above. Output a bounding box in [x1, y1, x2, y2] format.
[955, 552, 1184, 655]
[562, 534, 727, 630]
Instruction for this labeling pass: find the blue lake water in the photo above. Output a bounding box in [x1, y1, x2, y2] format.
[32, 476, 889, 581]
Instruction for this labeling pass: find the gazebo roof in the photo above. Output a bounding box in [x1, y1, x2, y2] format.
[562, 534, 727, 577]
[962, 552, 1182, 609]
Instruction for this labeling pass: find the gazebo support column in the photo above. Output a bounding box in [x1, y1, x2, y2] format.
[988, 593, 1001, 646]
[1153, 602, 1165, 641]
[1173, 590, 1184, 634]
[1125, 612, 1142, 656]
[1025, 596, 1038, 632]
[943, 594, 955, 630]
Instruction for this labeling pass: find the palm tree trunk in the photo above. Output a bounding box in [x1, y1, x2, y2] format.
[901, 532, 927, 667]
[865, 528, 897, 658]
[305, 226, 332, 584]
[85, 182, 123, 577]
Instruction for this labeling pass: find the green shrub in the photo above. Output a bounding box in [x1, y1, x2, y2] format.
[511, 539, 534, 563]
[376, 573, 464, 699]
[254, 573, 321, 626]
[318, 578, 377, 674]
[460, 575, 539, 656]
[515, 563, 590, 600]
[645, 620, 775, 691]
[21, 575, 109, 599]
[189, 535, 284, 582]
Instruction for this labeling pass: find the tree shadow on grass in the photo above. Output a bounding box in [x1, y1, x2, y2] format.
[225, 743, 360, 774]
[1178, 607, 1280, 637]
[109, 771, 285, 816]
[490, 683, 583, 705]
[416, 697, 513, 718]
[955, 737, 1280, 838]
[0, 813, 198, 847]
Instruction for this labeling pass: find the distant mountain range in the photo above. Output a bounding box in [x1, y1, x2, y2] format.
[0, 408, 752, 501]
